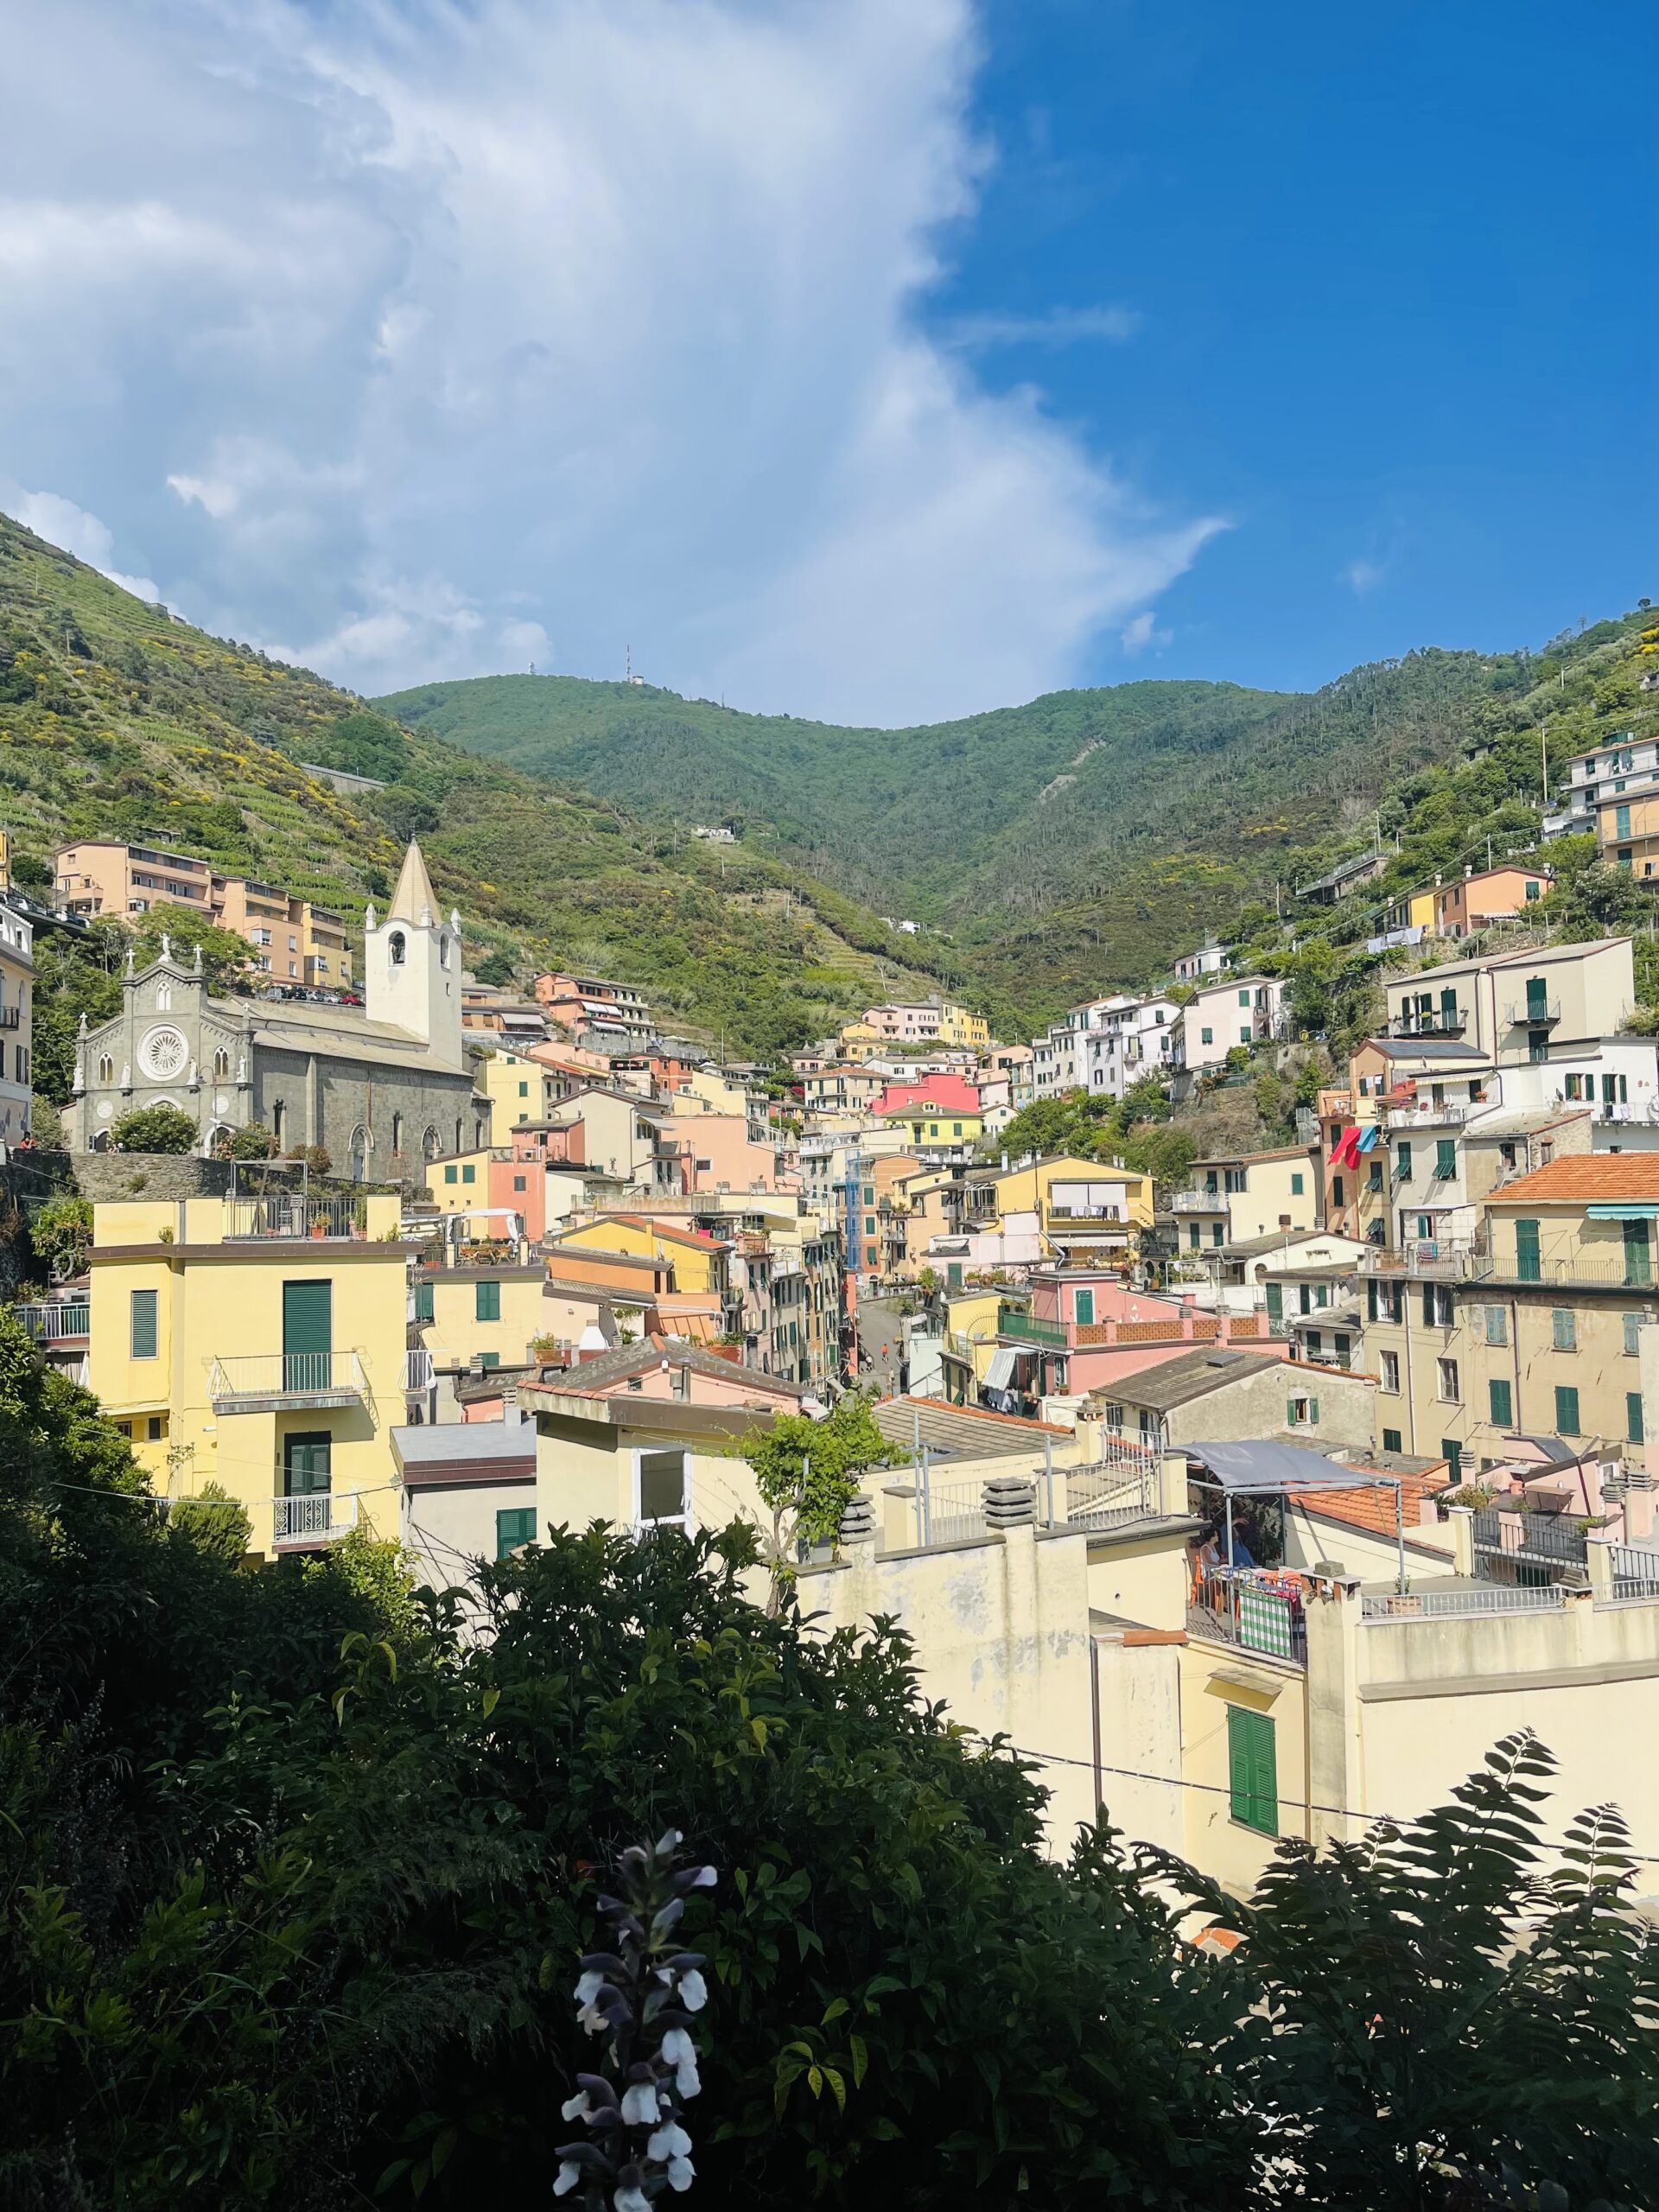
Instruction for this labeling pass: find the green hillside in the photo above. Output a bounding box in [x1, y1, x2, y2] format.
[377, 645, 1534, 1002]
[0, 512, 946, 1059]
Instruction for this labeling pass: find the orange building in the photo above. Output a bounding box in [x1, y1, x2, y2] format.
[1426, 864, 1550, 940]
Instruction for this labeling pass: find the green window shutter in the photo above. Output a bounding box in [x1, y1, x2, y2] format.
[1291, 1173, 1303, 1195]
[1421, 1285, 1435, 1326]
[518, 1081, 528, 1096]
[1625, 1313, 1643, 1357]
[1396, 1140, 1412, 1179]
[1435, 1138, 1455, 1180]
[444, 1164, 458, 1185]
[1267, 1281, 1285, 1323]
[1309, 1397, 1319, 1426]
[413, 1279, 434, 1323]
[1442, 1439, 1463, 1478]
[475, 1280, 501, 1321]
[496, 1506, 536, 1559]
[1516, 1220, 1541, 1282]
[1629, 1393, 1645, 1445]
[1554, 1384, 1580, 1436]
[1489, 1377, 1512, 1426]
[478, 1351, 500, 1370]
[1551, 1308, 1576, 1351]
[1335, 1333, 1351, 1368]
[1075, 1288, 1095, 1326]
[130, 1288, 158, 1360]
[462, 1163, 476, 1185]
[1382, 1427, 1402, 1453]
[1624, 1220, 1652, 1287]
[1617, 805, 1632, 839]
[1228, 1707, 1277, 1836]
[1287, 1397, 1297, 1427]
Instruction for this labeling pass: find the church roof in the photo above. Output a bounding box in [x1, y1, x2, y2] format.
[388, 841, 439, 925]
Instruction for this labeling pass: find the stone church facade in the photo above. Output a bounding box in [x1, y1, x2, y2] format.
[67, 843, 491, 1182]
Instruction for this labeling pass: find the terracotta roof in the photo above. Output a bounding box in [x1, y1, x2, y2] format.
[1487, 1155, 1659, 1204]
[527, 1333, 803, 1400]
[1290, 1465, 1449, 1538]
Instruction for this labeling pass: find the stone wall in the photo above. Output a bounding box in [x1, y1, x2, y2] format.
[72, 1153, 235, 1204]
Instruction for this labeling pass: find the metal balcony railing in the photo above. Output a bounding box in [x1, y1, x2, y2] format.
[1362, 1584, 1567, 1620]
[225, 1195, 365, 1241]
[1505, 998, 1561, 1028]
[1383, 1099, 1479, 1129]
[1187, 1566, 1306, 1665]
[272, 1491, 361, 1544]
[1389, 1009, 1467, 1038]
[1169, 1189, 1225, 1212]
[1360, 1239, 1484, 1279]
[1471, 1510, 1589, 1568]
[1474, 1250, 1656, 1290]
[998, 1308, 1066, 1347]
[0, 1005, 21, 1031]
[207, 1349, 371, 1409]
[12, 1300, 91, 1340]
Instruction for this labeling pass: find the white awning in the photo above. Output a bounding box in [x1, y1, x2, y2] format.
[983, 1347, 1019, 1389]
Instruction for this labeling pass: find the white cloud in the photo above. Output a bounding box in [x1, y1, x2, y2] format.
[0, 0, 1224, 723]
[3, 484, 160, 601]
[1343, 557, 1386, 595]
[944, 304, 1143, 350]
[1119, 609, 1173, 655]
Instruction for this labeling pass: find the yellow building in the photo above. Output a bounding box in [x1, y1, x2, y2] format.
[412, 1245, 552, 1395]
[554, 1212, 731, 1298]
[426, 1147, 493, 1215]
[86, 1191, 410, 1555]
[1599, 790, 1659, 879]
[471, 1046, 553, 1132]
[881, 1101, 985, 1151]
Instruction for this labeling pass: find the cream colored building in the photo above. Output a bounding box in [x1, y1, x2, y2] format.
[1172, 1146, 1321, 1257]
[1382, 937, 1634, 1065]
[86, 1191, 410, 1554]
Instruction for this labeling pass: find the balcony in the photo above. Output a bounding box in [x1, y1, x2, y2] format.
[1383, 1098, 1480, 1129]
[225, 1196, 366, 1241]
[0, 1005, 21, 1031]
[1360, 1238, 1483, 1280]
[404, 1347, 435, 1393]
[1186, 1565, 1306, 1666]
[1505, 997, 1561, 1029]
[1388, 1009, 1468, 1039]
[1169, 1189, 1226, 1213]
[1473, 1249, 1658, 1291]
[1361, 1583, 1566, 1621]
[272, 1490, 361, 1546]
[208, 1349, 372, 1414]
[998, 1307, 1066, 1347]
[13, 1300, 90, 1341]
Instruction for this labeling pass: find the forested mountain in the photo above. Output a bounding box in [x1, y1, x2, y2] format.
[378, 643, 1541, 1007]
[0, 512, 946, 1058]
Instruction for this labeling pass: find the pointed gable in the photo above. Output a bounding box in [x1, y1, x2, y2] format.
[388, 841, 438, 925]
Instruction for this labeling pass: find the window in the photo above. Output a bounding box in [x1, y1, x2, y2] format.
[1434, 1138, 1456, 1181]
[1382, 1427, 1403, 1454]
[1287, 1394, 1318, 1427]
[1290, 1172, 1304, 1195]
[1211, 1224, 1224, 1247]
[635, 1448, 689, 1530]
[475, 1281, 500, 1322]
[1227, 1707, 1277, 1836]
[1075, 1287, 1096, 1326]
[98, 1053, 114, 1086]
[1630, 1394, 1645, 1446]
[1334, 1333, 1351, 1369]
[1624, 1312, 1643, 1357]
[391, 1112, 404, 1155]
[1551, 1308, 1577, 1352]
[1367, 1159, 1383, 1192]
[1267, 1281, 1284, 1324]
[461, 1163, 476, 1185]
[1188, 1224, 1200, 1251]
[512, 1174, 527, 1192]
[1305, 1329, 1321, 1357]
[1395, 1141, 1412, 1182]
[478, 1351, 500, 1370]
[1200, 1027, 1213, 1046]
[412, 1279, 434, 1323]
[1332, 1174, 1344, 1207]
[1437, 1357, 1459, 1402]
[1422, 1283, 1453, 1327]
[389, 931, 406, 965]
[865, 1246, 877, 1267]
[1442, 1439, 1463, 1479]
[1381, 1351, 1400, 1392]
[952, 1122, 963, 1136]
[444, 1164, 458, 1185]
[1617, 804, 1632, 840]
[518, 1081, 529, 1097]
[1489, 1378, 1513, 1426]
[146, 1414, 163, 1442]
[213, 1047, 230, 1079]
[1625, 1219, 1652, 1287]
[496, 1507, 536, 1559]
[130, 1289, 158, 1360]
[1554, 1384, 1581, 1436]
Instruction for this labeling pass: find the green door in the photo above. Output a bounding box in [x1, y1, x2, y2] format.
[1526, 976, 1548, 1019]
[283, 1432, 332, 1496]
[283, 1280, 332, 1392]
[1265, 1281, 1283, 1325]
[1515, 1220, 1541, 1284]
[1625, 1220, 1652, 1288]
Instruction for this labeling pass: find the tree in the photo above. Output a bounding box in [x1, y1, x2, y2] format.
[474, 950, 516, 988]
[740, 1392, 907, 1612]
[111, 1103, 198, 1154]
[225, 1122, 278, 1160]
[29, 922, 126, 1105]
[130, 904, 258, 992]
[29, 1192, 92, 1281]
[167, 1480, 251, 1562]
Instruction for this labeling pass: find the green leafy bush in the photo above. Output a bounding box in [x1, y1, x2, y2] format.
[110, 1103, 198, 1154]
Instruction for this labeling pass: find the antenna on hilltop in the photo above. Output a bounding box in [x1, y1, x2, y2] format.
[625, 645, 644, 688]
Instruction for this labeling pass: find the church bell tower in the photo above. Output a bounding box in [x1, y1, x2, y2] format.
[364, 842, 464, 1070]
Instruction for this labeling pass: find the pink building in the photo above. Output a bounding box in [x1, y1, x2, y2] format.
[526, 1335, 805, 1410]
[1008, 1271, 1288, 1399]
[654, 1112, 796, 1195]
[873, 1072, 980, 1118]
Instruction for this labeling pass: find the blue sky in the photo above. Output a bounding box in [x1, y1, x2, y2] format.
[0, 1, 1649, 721]
[945, 0, 1656, 690]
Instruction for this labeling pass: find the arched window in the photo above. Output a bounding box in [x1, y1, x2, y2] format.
[350, 1125, 369, 1182]
[437, 932, 449, 969]
[454, 1118, 462, 1153]
[391, 1111, 404, 1155]
[156, 982, 172, 1011]
[213, 1047, 231, 1080]
[98, 1054, 114, 1086]
[423, 1126, 441, 1161]
[272, 1099, 286, 1146]
[389, 931, 406, 967]
[474, 1119, 486, 1149]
